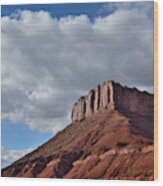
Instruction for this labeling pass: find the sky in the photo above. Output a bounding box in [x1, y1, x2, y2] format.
[1, 1, 154, 168]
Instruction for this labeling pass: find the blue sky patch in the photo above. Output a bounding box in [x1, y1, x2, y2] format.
[1, 2, 110, 20]
[2, 119, 53, 150]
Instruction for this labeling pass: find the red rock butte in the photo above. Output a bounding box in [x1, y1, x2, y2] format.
[72, 81, 153, 122]
[1, 80, 154, 180]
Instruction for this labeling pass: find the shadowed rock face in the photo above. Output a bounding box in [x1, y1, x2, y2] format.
[71, 81, 153, 122]
[2, 81, 154, 180]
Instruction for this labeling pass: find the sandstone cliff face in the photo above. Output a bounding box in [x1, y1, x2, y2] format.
[72, 81, 153, 122]
[2, 80, 154, 180]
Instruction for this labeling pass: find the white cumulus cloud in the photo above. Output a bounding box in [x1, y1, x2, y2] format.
[1, 4, 153, 133]
[1, 147, 32, 168]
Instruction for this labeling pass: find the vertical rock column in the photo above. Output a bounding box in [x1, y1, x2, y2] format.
[71, 97, 86, 122]
[108, 81, 114, 109]
[71, 103, 78, 122]
[94, 85, 100, 112]
[71, 81, 115, 122]
[100, 82, 110, 109]
[85, 90, 95, 118]
[77, 97, 86, 121]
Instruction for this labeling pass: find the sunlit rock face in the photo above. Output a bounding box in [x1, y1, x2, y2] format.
[2, 80, 154, 180]
[71, 81, 153, 122]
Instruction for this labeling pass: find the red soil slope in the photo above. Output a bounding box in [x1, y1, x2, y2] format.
[1, 81, 154, 180]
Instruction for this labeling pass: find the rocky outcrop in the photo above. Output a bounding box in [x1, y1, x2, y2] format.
[2, 80, 154, 180]
[72, 81, 153, 122]
[53, 151, 83, 178]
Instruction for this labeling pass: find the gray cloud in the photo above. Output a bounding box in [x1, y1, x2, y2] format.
[1, 5, 153, 133]
[1, 147, 32, 168]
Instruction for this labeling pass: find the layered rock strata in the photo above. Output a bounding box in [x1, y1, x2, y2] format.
[71, 81, 153, 122]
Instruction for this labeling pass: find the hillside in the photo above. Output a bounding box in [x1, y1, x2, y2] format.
[1, 81, 154, 180]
